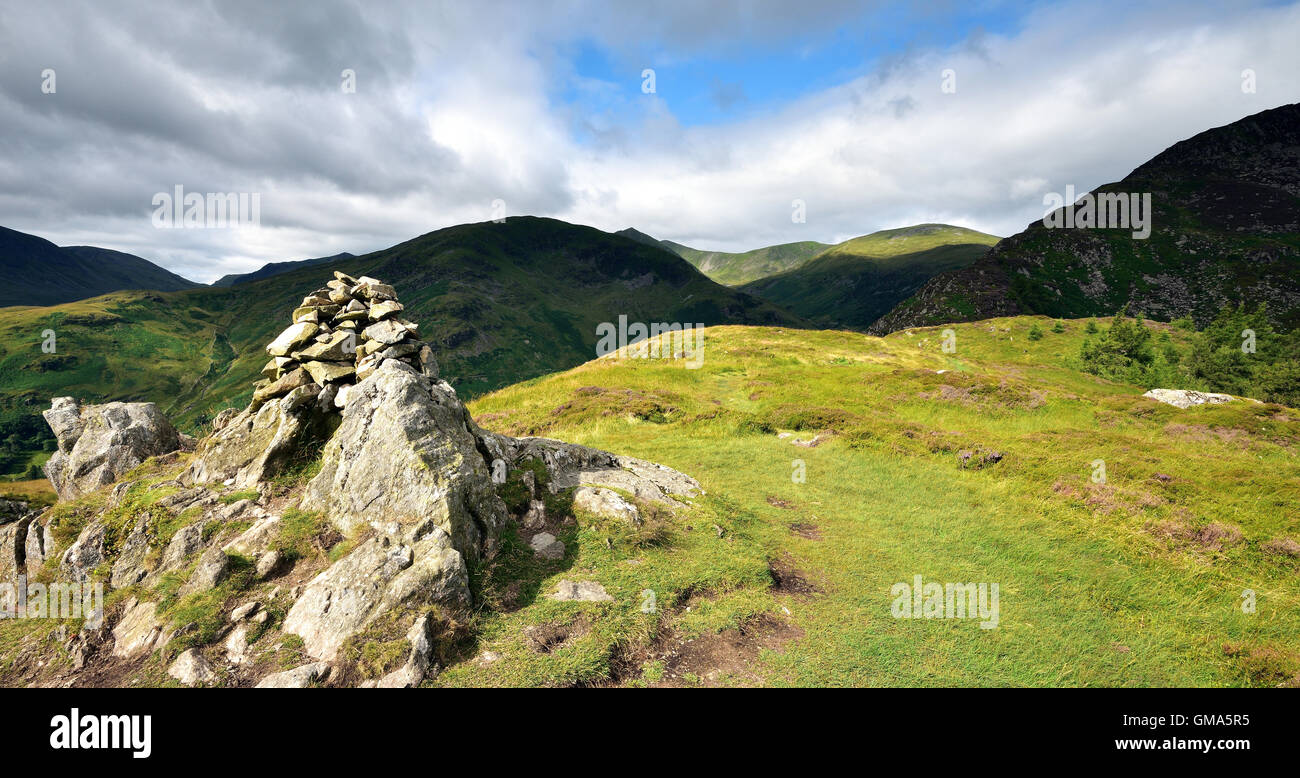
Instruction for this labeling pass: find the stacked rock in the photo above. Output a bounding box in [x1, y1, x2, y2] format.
[251, 272, 435, 412]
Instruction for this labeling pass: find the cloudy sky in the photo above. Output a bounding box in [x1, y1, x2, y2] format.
[1, 0, 1298, 283]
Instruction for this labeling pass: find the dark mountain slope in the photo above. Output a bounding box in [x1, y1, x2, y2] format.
[872, 103, 1300, 334]
[0, 226, 199, 307]
[211, 252, 355, 287]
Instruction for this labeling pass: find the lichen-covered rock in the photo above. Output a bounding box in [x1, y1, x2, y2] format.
[41, 398, 181, 501]
[23, 519, 52, 579]
[480, 434, 701, 507]
[573, 486, 641, 524]
[60, 521, 106, 584]
[254, 661, 330, 688]
[179, 547, 232, 596]
[168, 648, 216, 685]
[364, 614, 437, 688]
[110, 518, 152, 589]
[0, 518, 32, 613]
[157, 522, 205, 573]
[282, 528, 468, 661]
[1142, 388, 1248, 409]
[529, 532, 565, 560]
[550, 580, 614, 602]
[301, 360, 507, 559]
[266, 321, 320, 357]
[111, 598, 167, 659]
[182, 391, 335, 489]
[251, 366, 312, 407]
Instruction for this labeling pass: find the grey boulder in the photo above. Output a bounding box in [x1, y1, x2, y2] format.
[42, 398, 182, 501]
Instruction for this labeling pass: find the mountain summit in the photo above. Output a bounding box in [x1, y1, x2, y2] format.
[872, 103, 1300, 334]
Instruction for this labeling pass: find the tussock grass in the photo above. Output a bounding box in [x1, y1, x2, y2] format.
[457, 322, 1300, 687]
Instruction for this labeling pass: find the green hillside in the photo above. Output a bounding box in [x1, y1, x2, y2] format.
[740, 224, 999, 329]
[210, 252, 355, 287]
[873, 103, 1300, 334]
[0, 217, 802, 476]
[450, 320, 1300, 686]
[663, 239, 832, 286]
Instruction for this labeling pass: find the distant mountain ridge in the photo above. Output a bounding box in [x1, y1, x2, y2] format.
[211, 252, 356, 287]
[0, 216, 804, 468]
[872, 103, 1300, 334]
[0, 226, 199, 307]
[740, 224, 1000, 330]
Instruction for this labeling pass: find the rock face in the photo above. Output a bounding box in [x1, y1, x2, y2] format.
[300, 360, 507, 559]
[42, 398, 181, 500]
[479, 434, 701, 507]
[1142, 389, 1244, 409]
[283, 530, 468, 661]
[183, 273, 436, 489]
[26, 272, 703, 689]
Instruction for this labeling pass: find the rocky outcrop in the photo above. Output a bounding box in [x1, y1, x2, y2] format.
[181, 387, 336, 489]
[254, 661, 330, 688]
[42, 398, 181, 500]
[1142, 388, 1252, 409]
[23, 272, 702, 689]
[479, 433, 701, 507]
[283, 529, 468, 661]
[168, 648, 217, 685]
[300, 360, 507, 558]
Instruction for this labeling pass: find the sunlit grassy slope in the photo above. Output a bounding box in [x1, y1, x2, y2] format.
[0, 217, 800, 469]
[740, 224, 1001, 330]
[456, 318, 1300, 687]
[664, 239, 832, 286]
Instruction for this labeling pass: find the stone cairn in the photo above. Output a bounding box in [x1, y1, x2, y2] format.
[251, 272, 435, 412]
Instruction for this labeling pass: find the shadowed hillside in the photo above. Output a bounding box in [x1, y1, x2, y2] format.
[873, 103, 1300, 334]
[0, 226, 199, 307]
[741, 224, 999, 329]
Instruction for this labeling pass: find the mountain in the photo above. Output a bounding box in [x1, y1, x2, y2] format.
[615, 227, 829, 286]
[614, 227, 668, 249]
[211, 252, 356, 287]
[871, 103, 1300, 334]
[0, 216, 803, 473]
[0, 226, 200, 307]
[739, 224, 999, 330]
[661, 239, 833, 286]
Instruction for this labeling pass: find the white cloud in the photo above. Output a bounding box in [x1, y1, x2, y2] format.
[0, 0, 1297, 281]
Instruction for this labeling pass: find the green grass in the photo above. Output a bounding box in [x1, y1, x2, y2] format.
[664, 239, 832, 286]
[453, 320, 1300, 687]
[740, 225, 1001, 330]
[0, 216, 801, 474]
